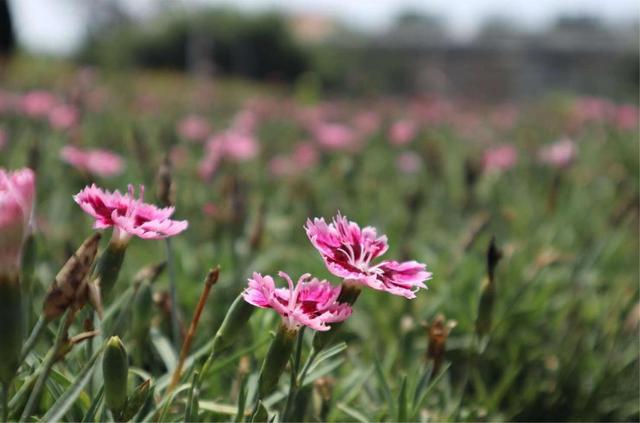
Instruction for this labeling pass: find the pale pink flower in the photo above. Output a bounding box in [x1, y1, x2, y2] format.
[60, 146, 124, 177]
[0, 168, 36, 270]
[396, 152, 422, 174]
[232, 109, 258, 134]
[199, 131, 259, 179]
[490, 104, 519, 131]
[177, 115, 211, 142]
[312, 122, 357, 151]
[615, 104, 639, 131]
[20, 91, 57, 117]
[538, 138, 577, 168]
[482, 145, 518, 173]
[269, 156, 294, 178]
[293, 142, 319, 168]
[389, 119, 417, 146]
[49, 104, 79, 130]
[243, 271, 352, 331]
[74, 184, 188, 243]
[353, 111, 380, 136]
[305, 213, 431, 299]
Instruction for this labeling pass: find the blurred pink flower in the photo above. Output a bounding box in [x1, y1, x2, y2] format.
[389, 119, 417, 146]
[396, 152, 422, 174]
[232, 109, 258, 134]
[353, 111, 380, 136]
[202, 202, 219, 218]
[490, 104, 519, 131]
[0, 168, 35, 270]
[243, 271, 352, 331]
[49, 104, 79, 130]
[615, 104, 639, 131]
[305, 213, 431, 299]
[20, 91, 57, 117]
[482, 145, 518, 173]
[269, 142, 320, 178]
[177, 115, 211, 142]
[60, 146, 124, 177]
[269, 156, 293, 178]
[538, 138, 577, 168]
[199, 130, 259, 179]
[74, 184, 188, 242]
[312, 122, 358, 151]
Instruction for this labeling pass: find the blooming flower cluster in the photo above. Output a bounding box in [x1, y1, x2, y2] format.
[243, 212, 431, 332]
[74, 184, 188, 243]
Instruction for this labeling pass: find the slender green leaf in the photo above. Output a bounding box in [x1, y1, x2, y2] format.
[41, 344, 104, 423]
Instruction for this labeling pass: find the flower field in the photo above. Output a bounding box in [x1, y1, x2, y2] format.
[0, 60, 638, 422]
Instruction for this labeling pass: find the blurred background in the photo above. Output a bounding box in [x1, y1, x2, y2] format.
[0, 2, 638, 422]
[1, 0, 638, 101]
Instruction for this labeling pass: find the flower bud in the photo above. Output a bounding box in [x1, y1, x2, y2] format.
[43, 233, 101, 321]
[155, 154, 174, 208]
[211, 293, 255, 356]
[0, 168, 35, 273]
[257, 324, 297, 399]
[95, 235, 128, 298]
[103, 336, 129, 416]
[122, 379, 152, 422]
[476, 237, 502, 338]
[426, 314, 456, 375]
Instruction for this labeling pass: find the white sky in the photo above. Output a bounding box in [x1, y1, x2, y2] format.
[10, 0, 640, 55]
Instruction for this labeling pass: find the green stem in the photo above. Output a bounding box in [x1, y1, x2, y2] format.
[165, 238, 181, 350]
[283, 329, 305, 420]
[297, 347, 319, 387]
[20, 315, 45, 363]
[20, 311, 71, 422]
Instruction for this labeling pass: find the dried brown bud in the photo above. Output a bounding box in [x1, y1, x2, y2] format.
[156, 154, 174, 207]
[249, 200, 266, 252]
[43, 233, 101, 322]
[487, 236, 503, 283]
[426, 313, 456, 376]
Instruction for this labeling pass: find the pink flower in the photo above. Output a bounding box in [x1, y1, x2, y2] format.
[48, 104, 79, 130]
[353, 111, 380, 136]
[538, 138, 577, 168]
[615, 104, 639, 131]
[396, 152, 422, 174]
[482, 145, 518, 173]
[177, 115, 211, 142]
[0, 168, 35, 270]
[293, 142, 319, 168]
[243, 271, 352, 331]
[74, 184, 188, 243]
[198, 130, 259, 179]
[305, 213, 431, 299]
[389, 119, 417, 146]
[312, 122, 358, 151]
[20, 91, 56, 117]
[60, 146, 124, 177]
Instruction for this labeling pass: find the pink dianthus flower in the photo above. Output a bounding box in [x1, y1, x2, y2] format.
[74, 184, 187, 243]
[305, 213, 431, 299]
[243, 271, 352, 331]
